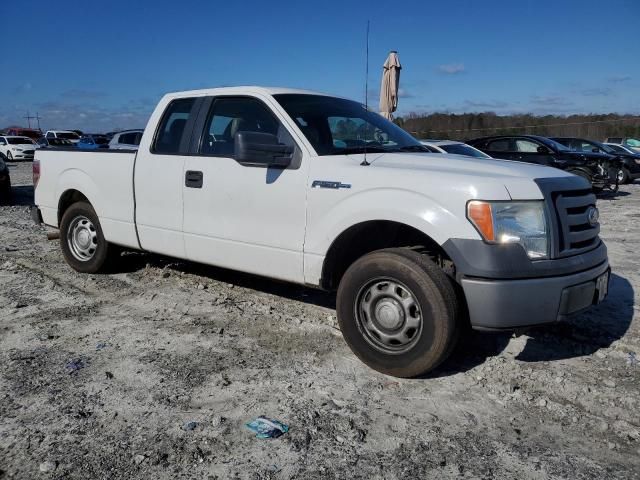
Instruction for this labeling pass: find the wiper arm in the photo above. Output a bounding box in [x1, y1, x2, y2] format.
[397, 145, 430, 152]
[339, 146, 388, 155]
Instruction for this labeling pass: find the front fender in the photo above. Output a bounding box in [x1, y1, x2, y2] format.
[305, 187, 482, 257]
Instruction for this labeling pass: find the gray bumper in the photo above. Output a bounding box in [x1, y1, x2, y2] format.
[462, 260, 610, 330]
[30, 205, 43, 225]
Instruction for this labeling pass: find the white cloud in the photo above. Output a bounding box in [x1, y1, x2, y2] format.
[437, 63, 465, 75]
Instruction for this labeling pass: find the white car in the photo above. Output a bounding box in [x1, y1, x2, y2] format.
[0, 136, 37, 161]
[45, 130, 81, 144]
[32, 86, 609, 378]
[420, 140, 492, 158]
[108, 129, 143, 150]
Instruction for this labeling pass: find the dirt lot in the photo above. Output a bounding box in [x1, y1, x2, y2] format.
[1, 161, 639, 479]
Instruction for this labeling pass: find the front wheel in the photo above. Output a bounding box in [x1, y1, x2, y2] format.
[59, 201, 120, 273]
[336, 248, 460, 378]
[617, 168, 630, 184]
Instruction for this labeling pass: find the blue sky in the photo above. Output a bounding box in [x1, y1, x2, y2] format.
[1, 0, 638, 132]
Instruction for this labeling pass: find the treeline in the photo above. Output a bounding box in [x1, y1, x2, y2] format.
[396, 112, 640, 141]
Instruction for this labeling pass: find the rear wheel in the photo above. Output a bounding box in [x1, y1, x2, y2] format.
[59, 201, 120, 273]
[336, 248, 460, 378]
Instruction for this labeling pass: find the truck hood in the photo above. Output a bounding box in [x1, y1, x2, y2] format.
[365, 151, 570, 180]
[352, 151, 575, 200]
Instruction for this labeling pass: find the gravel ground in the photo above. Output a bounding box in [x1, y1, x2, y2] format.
[1, 161, 639, 479]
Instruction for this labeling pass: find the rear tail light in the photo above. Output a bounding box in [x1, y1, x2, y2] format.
[33, 160, 40, 188]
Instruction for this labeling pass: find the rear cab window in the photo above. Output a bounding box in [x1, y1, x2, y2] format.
[153, 98, 197, 154]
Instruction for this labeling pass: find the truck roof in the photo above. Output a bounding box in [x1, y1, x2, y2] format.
[162, 86, 337, 100]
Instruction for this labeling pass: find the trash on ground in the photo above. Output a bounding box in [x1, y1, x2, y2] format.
[245, 416, 289, 439]
[627, 352, 638, 367]
[96, 342, 108, 351]
[182, 421, 198, 431]
[66, 358, 86, 374]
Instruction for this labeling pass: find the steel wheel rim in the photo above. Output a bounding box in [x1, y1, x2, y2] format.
[355, 278, 423, 354]
[67, 215, 98, 261]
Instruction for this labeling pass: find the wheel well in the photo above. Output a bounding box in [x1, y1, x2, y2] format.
[320, 220, 454, 290]
[58, 189, 89, 225]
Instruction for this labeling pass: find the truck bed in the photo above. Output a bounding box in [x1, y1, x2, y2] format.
[35, 148, 139, 249]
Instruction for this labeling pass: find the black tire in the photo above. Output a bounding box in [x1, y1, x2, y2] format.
[617, 168, 630, 185]
[59, 201, 120, 273]
[336, 248, 460, 378]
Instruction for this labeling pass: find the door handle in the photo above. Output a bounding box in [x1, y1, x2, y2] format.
[185, 170, 203, 188]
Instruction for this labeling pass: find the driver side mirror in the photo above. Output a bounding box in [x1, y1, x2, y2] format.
[537, 146, 551, 154]
[234, 131, 293, 168]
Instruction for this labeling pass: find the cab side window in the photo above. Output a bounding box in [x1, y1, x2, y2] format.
[487, 139, 511, 152]
[515, 139, 540, 153]
[153, 98, 197, 154]
[200, 97, 292, 157]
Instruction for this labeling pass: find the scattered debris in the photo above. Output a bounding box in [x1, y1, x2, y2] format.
[65, 359, 86, 374]
[96, 342, 108, 351]
[133, 454, 146, 465]
[627, 352, 638, 367]
[39, 461, 57, 473]
[182, 421, 198, 431]
[245, 416, 289, 439]
[105, 371, 114, 380]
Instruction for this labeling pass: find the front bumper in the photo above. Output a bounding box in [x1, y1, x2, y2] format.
[30, 206, 43, 225]
[461, 260, 610, 330]
[443, 220, 610, 330]
[8, 151, 34, 160]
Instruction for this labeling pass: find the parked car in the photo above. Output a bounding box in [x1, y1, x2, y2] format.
[77, 134, 110, 150]
[0, 152, 10, 199]
[604, 142, 640, 156]
[467, 135, 620, 192]
[552, 137, 640, 184]
[45, 130, 81, 144]
[35, 137, 76, 148]
[0, 136, 37, 161]
[5, 127, 42, 140]
[420, 140, 492, 158]
[605, 137, 640, 153]
[32, 86, 610, 378]
[108, 129, 144, 150]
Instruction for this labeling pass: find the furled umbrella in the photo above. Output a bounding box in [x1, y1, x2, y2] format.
[379, 51, 401, 120]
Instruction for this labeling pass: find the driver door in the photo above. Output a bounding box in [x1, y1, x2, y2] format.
[182, 95, 308, 283]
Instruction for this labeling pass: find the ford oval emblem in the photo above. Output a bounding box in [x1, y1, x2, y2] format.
[587, 206, 599, 226]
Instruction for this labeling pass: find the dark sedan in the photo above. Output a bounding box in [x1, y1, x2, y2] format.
[0, 152, 11, 200]
[551, 137, 640, 184]
[467, 135, 620, 191]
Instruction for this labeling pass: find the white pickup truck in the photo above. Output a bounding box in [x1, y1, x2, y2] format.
[32, 86, 610, 377]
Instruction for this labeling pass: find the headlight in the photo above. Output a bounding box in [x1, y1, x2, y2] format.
[467, 200, 548, 259]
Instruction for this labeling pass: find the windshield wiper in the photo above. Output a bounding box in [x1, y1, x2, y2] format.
[339, 146, 388, 155]
[397, 145, 430, 152]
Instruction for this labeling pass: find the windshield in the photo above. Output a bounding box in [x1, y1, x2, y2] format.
[440, 143, 491, 158]
[273, 94, 424, 155]
[58, 132, 80, 140]
[539, 137, 570, 152]
[606, 144, 631, 154]
[8, 137, 34, 145]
